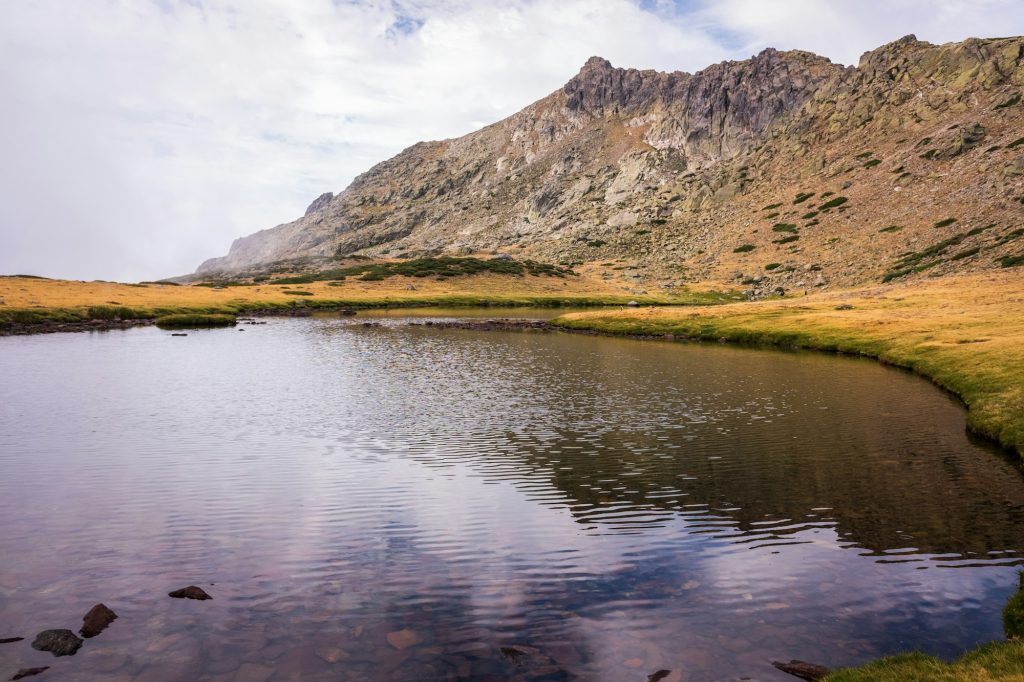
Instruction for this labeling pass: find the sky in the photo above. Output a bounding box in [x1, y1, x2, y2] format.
[1, 0, 1023, 281]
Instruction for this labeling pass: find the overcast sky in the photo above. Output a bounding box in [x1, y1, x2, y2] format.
[2, 0, 1022, 281]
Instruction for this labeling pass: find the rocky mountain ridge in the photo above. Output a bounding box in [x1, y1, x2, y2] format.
[197, 35, 1024, 292]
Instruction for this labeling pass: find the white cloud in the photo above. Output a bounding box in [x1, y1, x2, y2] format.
[0, 0, 1021, 280]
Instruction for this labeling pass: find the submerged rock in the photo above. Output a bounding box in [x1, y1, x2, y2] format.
[31, 629, 82, 657]
[772, 659, 830, 681]
[168, 585, 212, 600]
[80, 603, 118, 638]
[11, 667, 50, 680]
[0, 637, 24, 644]
[386, 629, 421, 650]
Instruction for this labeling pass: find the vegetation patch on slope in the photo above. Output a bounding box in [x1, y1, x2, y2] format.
[270, 257, 575, 285]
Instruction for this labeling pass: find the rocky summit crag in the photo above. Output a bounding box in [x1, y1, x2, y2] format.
[197, 35, 1024, 291]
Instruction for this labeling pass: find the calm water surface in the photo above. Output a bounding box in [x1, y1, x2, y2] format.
[1, 312, 1023, 681]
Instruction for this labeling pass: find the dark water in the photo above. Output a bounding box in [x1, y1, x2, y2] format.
[1, 313, 1022, 681]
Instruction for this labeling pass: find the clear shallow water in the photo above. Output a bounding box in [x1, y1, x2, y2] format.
[0, 314, 1022, 681]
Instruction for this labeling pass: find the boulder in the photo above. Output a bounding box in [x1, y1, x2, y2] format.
[168, 585, 212, 600]
[31, 629, 82, 657]
[772, 659, 830, 681]
[80, 603, 118, 638]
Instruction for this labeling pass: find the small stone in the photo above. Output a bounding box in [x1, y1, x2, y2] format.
[31, 629, 82, 657]
[232, 662, 273, 682]
[772, 659, 830, 681]
[0, 637, 24, 644]
[315, 646, 348, 663]
[168, 585, 212, 600]
[386, 629, 421, 650]
[627, 300, 639, 306]
[80, 603, 118, 638]
[648, 671, 672, 682]
[11, 667, 50, 680]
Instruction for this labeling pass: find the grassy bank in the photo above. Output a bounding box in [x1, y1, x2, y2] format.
[0, 273, 740, 333]
[154, 313, 237, 329]
[826, 640, 1024, 681]
[553, 271, 1024, 457]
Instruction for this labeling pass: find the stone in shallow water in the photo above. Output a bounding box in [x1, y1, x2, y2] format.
[315, 646, 348, 663]
[31, 629, 82, 657]
[168, 585, 212, 600]
[0, 637, 24, 644]
[772, 659, 830, 681]
[80, 603, 118, 638]
[11, 667, 50, 680]
[386, 629, 421, 651]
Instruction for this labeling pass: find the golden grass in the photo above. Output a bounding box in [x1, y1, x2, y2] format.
[553, 271, 1024, 457]
[0, 270, 713, 311]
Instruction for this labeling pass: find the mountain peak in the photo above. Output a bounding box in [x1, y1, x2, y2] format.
[197, 35, 1024, 292]
[579, 56, 614, 74]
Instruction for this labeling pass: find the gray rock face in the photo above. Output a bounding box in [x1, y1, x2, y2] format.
[31, 629, 83, 657]
[305, 192, 334, 216]
[194, 36, 1024, 286]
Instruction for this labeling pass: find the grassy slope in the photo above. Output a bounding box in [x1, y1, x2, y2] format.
[553, 271, 1024, 457]
[0, 272, 737, 328]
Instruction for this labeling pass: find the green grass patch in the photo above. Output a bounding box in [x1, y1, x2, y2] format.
[283, 290, 314, 296]
[998, 254, 1024, 268]
[260, 256, 575, 286]
[951, 247, 980, 260]
[826, 641, 1024, 681]
[995, 228, 1024, 246]
[855, 151, 874, 159]
[801, 211, 819, 220]
[863, 159, 882, 168]
[1006, 136, 1024, 149]
[761, 202, 782, 210]
[772, 223, 799, 233]
[773, 235, 800, 244]
[733, 244, 756, 253]
[154, 314, 237, 329]
[765, 263, 781, 270]
[1005, 574, 1024, 638]
[879, 225, 902, 233]
[882, 232, 977, 281]
[274, 275, 318, 284]
[793, 192, 815, 204]
[764, 212, 780, 219]
[819, 196, 848, 210]
[934, 217, 958, 228]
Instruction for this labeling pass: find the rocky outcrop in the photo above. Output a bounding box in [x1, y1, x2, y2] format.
[196, 36, 1024, 288]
